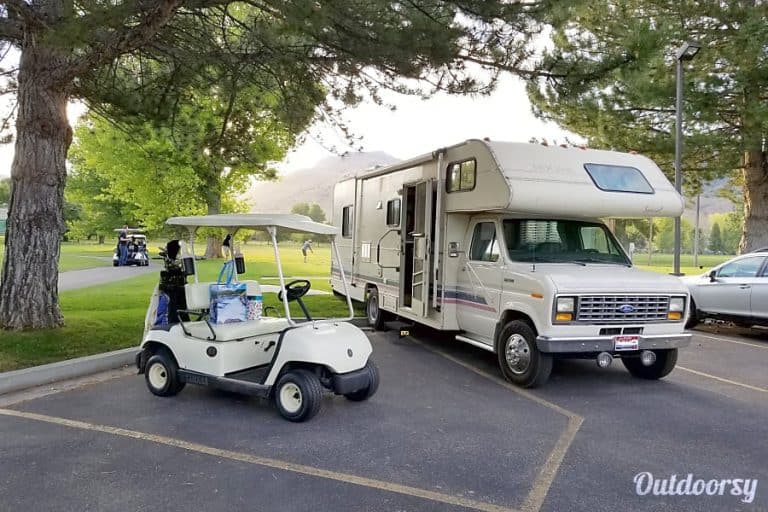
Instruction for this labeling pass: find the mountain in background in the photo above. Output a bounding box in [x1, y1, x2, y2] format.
[246, 151, 399, 216]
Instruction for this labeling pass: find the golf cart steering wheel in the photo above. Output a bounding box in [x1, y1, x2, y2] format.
[278, 280, 311, 302]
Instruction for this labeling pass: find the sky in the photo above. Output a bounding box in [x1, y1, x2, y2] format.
[0, 73, 577, 179]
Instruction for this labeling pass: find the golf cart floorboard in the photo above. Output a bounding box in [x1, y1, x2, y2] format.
[225, 366, 270, 385]
[178, 369, 270, 398]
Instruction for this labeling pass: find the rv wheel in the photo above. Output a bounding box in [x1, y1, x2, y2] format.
[145, 352, 185, 397]
[496, 320, 552, 388]
[274, 369, 323, 422]
[366, 288, 388, 331]
[622, 349, 678, 380]
[685, 299, 699, 329]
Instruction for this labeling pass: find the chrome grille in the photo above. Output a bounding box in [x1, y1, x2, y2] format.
[576, 295, 670, 323]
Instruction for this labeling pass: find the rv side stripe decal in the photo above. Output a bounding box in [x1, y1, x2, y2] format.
[331, 267, 496, 312]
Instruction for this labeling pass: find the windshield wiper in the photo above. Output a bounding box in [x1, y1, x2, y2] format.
[574, 257, 630, 267]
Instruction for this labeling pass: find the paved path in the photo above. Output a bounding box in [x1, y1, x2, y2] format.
[58, 265, 156, 292]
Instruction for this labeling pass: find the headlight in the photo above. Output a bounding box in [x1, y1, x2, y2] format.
[669, 297, 685, 312]
[556, 297, 575, 313]
[554, 297, 576, 322]
[667, 296, 686, 320]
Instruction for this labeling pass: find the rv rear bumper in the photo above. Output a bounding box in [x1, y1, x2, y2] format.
[536, 333, 691, 353]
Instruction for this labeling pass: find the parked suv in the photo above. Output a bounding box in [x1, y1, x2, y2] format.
[682, 251, 768, 328]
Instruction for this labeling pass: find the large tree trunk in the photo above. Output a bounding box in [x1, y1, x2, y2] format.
[203, 183, 223, 259]
[0, 45, 71, 329]
[740, 150, 768, 254]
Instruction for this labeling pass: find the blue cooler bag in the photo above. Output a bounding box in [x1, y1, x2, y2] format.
[210, 261, 248, 324]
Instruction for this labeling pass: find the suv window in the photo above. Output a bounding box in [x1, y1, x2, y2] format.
[717, 256, 765, 278]
[469, 222, 500, 262]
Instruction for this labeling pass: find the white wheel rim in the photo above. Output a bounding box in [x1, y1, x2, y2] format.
[505, 334, 531, 375]
[279, 382, 302, 413]
[148, 362, 168, 390]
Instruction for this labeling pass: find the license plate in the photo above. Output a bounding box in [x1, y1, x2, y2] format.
[613, 335, 639, 351]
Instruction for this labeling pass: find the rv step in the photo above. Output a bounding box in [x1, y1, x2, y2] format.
[385, 319, 415, 337]
[455, 335, 495, 353]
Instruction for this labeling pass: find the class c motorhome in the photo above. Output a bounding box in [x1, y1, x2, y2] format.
[331, 139, 691, 387]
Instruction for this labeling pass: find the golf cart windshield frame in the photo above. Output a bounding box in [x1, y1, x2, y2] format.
[166, 215, 354, 326]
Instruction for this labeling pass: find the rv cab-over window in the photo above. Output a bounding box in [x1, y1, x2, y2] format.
[584, 163, 654, 194]
[447, 158, 476, 193]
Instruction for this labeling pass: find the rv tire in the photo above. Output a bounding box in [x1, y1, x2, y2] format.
[622, 349, 678, 380]
[366, 288, 387, 331]
[685, 299, 699, 329]
[496, 320, 552, 388]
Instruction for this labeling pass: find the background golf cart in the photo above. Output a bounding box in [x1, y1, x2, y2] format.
[112, 228, 150, 266]
[137, 214, 379, 422]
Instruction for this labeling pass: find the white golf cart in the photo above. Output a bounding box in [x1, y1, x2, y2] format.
[135, 214, 379, 422]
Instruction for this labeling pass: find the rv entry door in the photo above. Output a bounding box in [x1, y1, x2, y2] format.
[401, 180, 434, 316]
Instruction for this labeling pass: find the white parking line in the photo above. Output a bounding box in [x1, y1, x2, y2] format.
[677, 366, 768, 394]
[0, 408, 519, 512]
[693, 332, 768, 350]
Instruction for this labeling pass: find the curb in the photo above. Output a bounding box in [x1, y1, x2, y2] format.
[0, 318, 371, 395]
[0, 347, 137, 396]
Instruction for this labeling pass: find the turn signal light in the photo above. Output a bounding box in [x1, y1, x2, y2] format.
[667, 311, 682, 321]
[555, 313, 573, 322]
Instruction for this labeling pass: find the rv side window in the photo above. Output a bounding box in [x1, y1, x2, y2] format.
[584, 163, 654, 194]
[469, 222, 500, 262]
[342, 206, 353, 238]
[447, 158, 476, 193]
[386, 199, 401, 226]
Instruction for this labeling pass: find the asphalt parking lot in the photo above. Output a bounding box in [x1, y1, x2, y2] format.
[0, 324, 766, 512]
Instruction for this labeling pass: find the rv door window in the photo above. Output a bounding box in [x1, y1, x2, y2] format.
[469, 222, 500, 262]
[386, 199, 401, 226]
[584, 163, 654, 194]
[447, 158, 476, 193]
[342, 205, 353, 238]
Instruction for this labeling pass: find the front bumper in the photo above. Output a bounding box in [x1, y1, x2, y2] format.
[331, 366, 370, 395]
[536, 333, 691, 354]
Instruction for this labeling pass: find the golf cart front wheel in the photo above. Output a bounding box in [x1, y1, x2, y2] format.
[274, 369, 323, 422]
[144, 353, 185, 397]
[344, 360, 380, 402]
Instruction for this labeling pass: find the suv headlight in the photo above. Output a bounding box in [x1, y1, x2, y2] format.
[554, 297, 576, 322]
[668, 296, 686, 320]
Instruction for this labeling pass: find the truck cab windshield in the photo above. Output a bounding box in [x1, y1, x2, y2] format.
[503, 219, 630, 266]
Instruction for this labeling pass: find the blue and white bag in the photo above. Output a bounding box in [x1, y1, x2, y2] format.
[209, 261, 248, 324]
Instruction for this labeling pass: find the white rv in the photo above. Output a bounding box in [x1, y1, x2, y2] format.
[331, 139, 691, 387]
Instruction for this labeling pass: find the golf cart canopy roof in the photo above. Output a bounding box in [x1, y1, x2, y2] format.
[166, 214, 338, 235]
[114, 228, 145, 233]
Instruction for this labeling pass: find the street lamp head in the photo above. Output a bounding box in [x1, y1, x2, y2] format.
[676, 41, 701, 61]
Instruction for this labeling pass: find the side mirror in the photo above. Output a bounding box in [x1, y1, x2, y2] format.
[708, 270, 717, 282]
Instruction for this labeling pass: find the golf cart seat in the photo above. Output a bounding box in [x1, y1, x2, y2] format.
[185, 317, 290, 341]
[182, 281, 289, 341]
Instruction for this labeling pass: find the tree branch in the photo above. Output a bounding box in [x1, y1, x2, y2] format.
[62, 0, 184, 82]
[0, 17, 23, 41]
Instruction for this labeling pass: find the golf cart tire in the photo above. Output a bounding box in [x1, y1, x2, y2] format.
[366, 288, 387, 331]
[496, 320, 552, 388]
[344, 359, 380, 402]
[622, 349, 678, 380]
[685, 299, 699, 329]
[274, 369, 323, 422]
[144, 353, 185, 397]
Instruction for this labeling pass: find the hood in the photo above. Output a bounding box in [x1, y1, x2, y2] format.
[543, 265, 689, 294]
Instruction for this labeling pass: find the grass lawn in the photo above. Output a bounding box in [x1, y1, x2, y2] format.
[0, 240, 737, 372]
[0, 237, 114, 272]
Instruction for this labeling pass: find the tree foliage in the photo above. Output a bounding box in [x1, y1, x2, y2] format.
[527, 0, 768, 253]
[1, 0, 556, 328]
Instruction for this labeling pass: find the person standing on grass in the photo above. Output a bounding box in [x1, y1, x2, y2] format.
[301, 239, 313, 263]
[117, 225, 129, 266]
[222, 234, 232, 259]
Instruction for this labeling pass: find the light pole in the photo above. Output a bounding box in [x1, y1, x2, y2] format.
[673, 41, 701, 276]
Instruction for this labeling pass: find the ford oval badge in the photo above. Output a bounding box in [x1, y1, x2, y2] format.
[617, 304, 636, 314]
